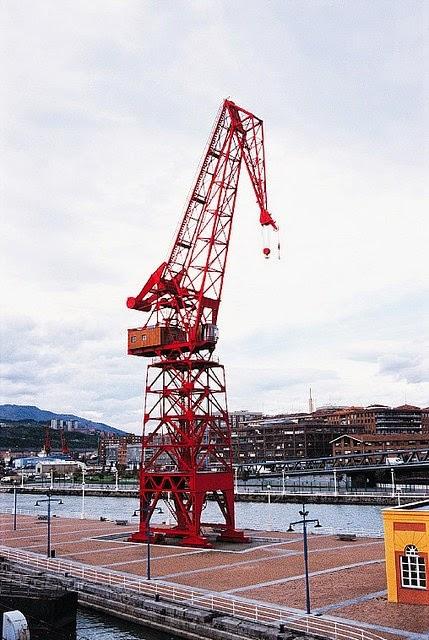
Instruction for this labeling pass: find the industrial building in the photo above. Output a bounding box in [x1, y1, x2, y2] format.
[12, 455, 70, 470]
[35, 460, 84, 475]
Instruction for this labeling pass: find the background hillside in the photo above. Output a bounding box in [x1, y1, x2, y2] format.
[0, 419, 99, 453]
[0, 405, 126, 435]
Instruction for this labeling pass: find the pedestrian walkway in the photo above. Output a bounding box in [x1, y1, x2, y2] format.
[1, 513, 428, 639]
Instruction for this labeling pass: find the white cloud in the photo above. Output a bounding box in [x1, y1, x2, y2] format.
[1, 1, 428, 431]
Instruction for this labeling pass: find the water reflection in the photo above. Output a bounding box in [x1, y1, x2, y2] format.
[77, 609, 177, 639]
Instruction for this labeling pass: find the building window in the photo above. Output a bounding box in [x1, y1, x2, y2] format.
[130, 336, 137, 343]
[400, 545, 426, 589]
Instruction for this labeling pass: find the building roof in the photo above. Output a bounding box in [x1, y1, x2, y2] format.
[330, 432, 429, 444]
[387, 499, 429, 512]
[365, 404, 390, 410]
[330, 434, 364, 444]
[356, 433, 429, 442]
[394, 404, 421, 411]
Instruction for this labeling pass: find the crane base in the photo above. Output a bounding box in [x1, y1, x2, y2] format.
[129, 525, 249, 548]
[217, 531, 250, 544]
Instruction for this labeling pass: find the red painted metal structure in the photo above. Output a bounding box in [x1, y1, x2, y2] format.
[43, 426, 52, 456]
[127, 99, 278, 547]
[60, 429, 70, 456]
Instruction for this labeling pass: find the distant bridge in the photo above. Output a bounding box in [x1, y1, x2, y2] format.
[236, 448, 429, 476]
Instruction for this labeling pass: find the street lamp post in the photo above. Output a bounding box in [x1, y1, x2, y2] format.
[267, 484, 272, 530]
[115, 468, 119, 492]
[333, 470, 338, 497]
[397, 487, 402, 506]
[35, 492, 64, 558]
[13, 482, 18, 531]
[390, 468, 395, 498]
[287, 504, 322, 615]
[132, 502, 152, 580]
[132, 504, 163, 580]
[80, 466, 86, 519]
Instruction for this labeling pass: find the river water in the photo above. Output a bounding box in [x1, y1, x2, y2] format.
[0, 490, 385, 535]
[77, 609, 177, 639]
[1, 491, 385, 638]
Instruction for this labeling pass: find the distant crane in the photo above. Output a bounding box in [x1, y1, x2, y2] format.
[127, 99, 279, 547]
[43, 426, 52, 456]
[60, 428, 70, 456]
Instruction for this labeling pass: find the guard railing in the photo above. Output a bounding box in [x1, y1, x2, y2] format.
[0, 545, 386, 640]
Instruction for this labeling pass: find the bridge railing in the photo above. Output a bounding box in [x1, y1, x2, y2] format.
[0, 544, 387, 640]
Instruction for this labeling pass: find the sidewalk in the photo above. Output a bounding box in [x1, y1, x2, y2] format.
[1, 513, 428, 640]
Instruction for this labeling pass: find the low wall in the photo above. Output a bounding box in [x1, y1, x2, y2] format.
[1, 485, 404, 505]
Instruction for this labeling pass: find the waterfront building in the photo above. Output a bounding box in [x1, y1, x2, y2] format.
[35, 460, 84, 475]
[422, 407, 429, 432]
[119, 405, 427, 468]
[383, 500, 429, 605]
[331, 432, 429, 456]
[322, 404, 423, 434]
[12, 455, 71, 470]
[229, 416, 356, 463]
[229, 410, 263, 431]
[98, 433, 142, 468]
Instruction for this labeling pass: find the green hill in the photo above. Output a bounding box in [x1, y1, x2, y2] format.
[0, 420, 99, 453]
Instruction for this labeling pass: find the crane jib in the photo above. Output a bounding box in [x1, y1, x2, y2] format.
[127, 99, 278, 358]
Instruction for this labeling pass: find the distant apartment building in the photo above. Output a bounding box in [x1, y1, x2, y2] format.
[98, 433, 142, 468]
[50, 419, 80, 432]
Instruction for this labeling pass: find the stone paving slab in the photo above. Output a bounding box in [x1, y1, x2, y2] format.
[334, 598, 429, 635]
[1, 513, 427, 640]
[241, 563, 387, 609]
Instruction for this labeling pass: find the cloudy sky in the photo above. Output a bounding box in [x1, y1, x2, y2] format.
[1, 1, 428, 432]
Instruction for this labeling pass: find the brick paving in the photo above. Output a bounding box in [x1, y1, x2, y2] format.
[1, 513, 428, 639]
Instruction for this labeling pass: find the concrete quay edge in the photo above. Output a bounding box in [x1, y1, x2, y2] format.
[0, 485, 409, 506]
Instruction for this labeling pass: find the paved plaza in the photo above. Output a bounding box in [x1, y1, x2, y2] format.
[1, 513, 428, 640]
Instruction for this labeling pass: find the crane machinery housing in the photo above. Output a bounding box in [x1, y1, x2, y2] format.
[127, 99, 278, 547]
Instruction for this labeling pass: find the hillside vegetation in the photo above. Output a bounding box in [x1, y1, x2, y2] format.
[0, 420, 99, 453]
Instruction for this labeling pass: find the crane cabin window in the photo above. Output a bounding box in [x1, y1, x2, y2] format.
[400, 545, 427, 589]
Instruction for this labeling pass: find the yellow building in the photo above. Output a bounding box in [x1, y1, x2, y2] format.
[383, 500, 429, 605]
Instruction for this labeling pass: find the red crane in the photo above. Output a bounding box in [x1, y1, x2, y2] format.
[43, 426, 52, 456]
[60, 428, 70, 456]
[127, 99, 278, 547]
